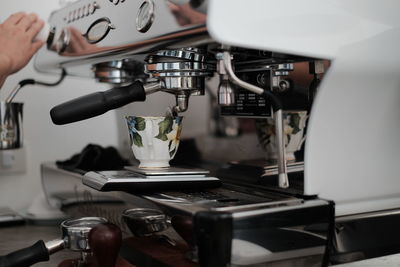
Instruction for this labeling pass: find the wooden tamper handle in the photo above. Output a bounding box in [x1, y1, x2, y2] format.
[88, 223, 122, 267]
[171, 215, 194, 247]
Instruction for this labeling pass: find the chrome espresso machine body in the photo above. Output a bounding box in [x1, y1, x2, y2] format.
[35, 0, 400, 266]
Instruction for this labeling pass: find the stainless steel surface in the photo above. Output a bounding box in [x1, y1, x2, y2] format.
[41, 163, 332, 266]
[143, 48, 212, 113]
[45, 239, 66, 255]
[5, 84, 23, 103]
[122, 208, 169, 237]
[336, 208, 400, 223]
[216, 54, 235, 106]
[232, 199, 326, 219]
[53, 28, 70, 54]
[82, 169, 220, 191]
[143, 81, 163, 94]
[35, 0, 208, 76]
[85, 17, 115, 44]
[152, 48, 206, 62]
[124, 165, 210, 176]
[145, 62, 210, 74]
[92, 59, 146, 84]
[220, 51, 264, 95]
[275, 109, 289, 188]
[218, 77, 235, 106]
[142, 187, 300, 215]
[61, 217, 107, 251]
[162, 76, 205, 91]
[174, 93, 190, 112]
[136, 0, 155, 33]
[0, 102, 23, 150]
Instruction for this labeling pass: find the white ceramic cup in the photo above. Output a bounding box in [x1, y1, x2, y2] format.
[255, 111, 308, 162]
[126, 116, 183, 168]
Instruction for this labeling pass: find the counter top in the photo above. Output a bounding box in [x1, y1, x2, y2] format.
[0, 224, 77, 266]
[2, 224, 400, 267]
[336, 255, 400, 267]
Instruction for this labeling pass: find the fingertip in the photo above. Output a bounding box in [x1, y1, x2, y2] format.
[38, 19, 45, 28]
[32, 40, 45, 52]
[4, 11, 25, 24]
[29, 13, 39, 21]
[14, 11, 26, 17]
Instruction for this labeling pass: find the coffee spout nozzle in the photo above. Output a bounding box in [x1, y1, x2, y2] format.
[218, 77, 235, 106]
[172, 94, 190, 114]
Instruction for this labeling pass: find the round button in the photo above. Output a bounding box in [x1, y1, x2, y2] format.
[136, 0, 155, 33]
[55, 28, 70, 54]
[85, 18, 114, 44]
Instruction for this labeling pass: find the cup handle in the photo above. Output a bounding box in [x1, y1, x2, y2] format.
[297, 135, 307, 151]
[294, 113, 309, 151]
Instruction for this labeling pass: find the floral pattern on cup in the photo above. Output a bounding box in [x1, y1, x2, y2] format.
[126, 116, 146, 147]
[255, 111, 308, 162]
[155, 116, 183, 157]
[126, 116, 183, 168]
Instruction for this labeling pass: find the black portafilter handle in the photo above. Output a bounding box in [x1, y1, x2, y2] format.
[0, 240, 50, 267]
[50, 81, 147, 125]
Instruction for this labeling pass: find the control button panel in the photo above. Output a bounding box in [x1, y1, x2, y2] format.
[109, 0, 125, 5]
[64, 1, 100, 23]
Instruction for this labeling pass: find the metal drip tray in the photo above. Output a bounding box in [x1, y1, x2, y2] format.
[229, 159, 304, 176]
[143, 186, 302, 214]
[124, 165, 210, 176]
[82, 166, 221, 192]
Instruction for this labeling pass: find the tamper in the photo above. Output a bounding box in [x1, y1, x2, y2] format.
[89, 223, 122, 267]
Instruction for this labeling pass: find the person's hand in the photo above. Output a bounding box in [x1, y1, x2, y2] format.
[0, 12, 45, 77]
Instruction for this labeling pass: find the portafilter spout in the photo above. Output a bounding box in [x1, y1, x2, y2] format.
[144, 48, 213, 115]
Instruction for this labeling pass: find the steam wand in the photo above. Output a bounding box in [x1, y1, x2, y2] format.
[217, 50, 289, 188]
[5, 69, 67, 103]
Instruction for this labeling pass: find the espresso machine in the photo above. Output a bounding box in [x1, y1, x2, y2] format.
[34, 0, 400, 266]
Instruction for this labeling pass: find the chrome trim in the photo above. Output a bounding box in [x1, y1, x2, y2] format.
[146, 62, 211, 72]
[61, 217, 108, 251]
[136, 0, 155, 33]
[232, 200, 328, 219]
[152, 49, 206, 62]
[336, 208, 400, 222]
[45, 239, 66, 255]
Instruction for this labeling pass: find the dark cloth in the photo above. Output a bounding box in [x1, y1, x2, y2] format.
[56, 144, 130, 174]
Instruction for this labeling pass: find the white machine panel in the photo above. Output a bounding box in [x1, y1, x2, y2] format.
[305, 28, 400, 216]
[208, 0, 398, 59]
[208, 0, 400, 216]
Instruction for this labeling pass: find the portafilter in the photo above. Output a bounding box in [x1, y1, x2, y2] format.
[0, 217, 122, 267]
